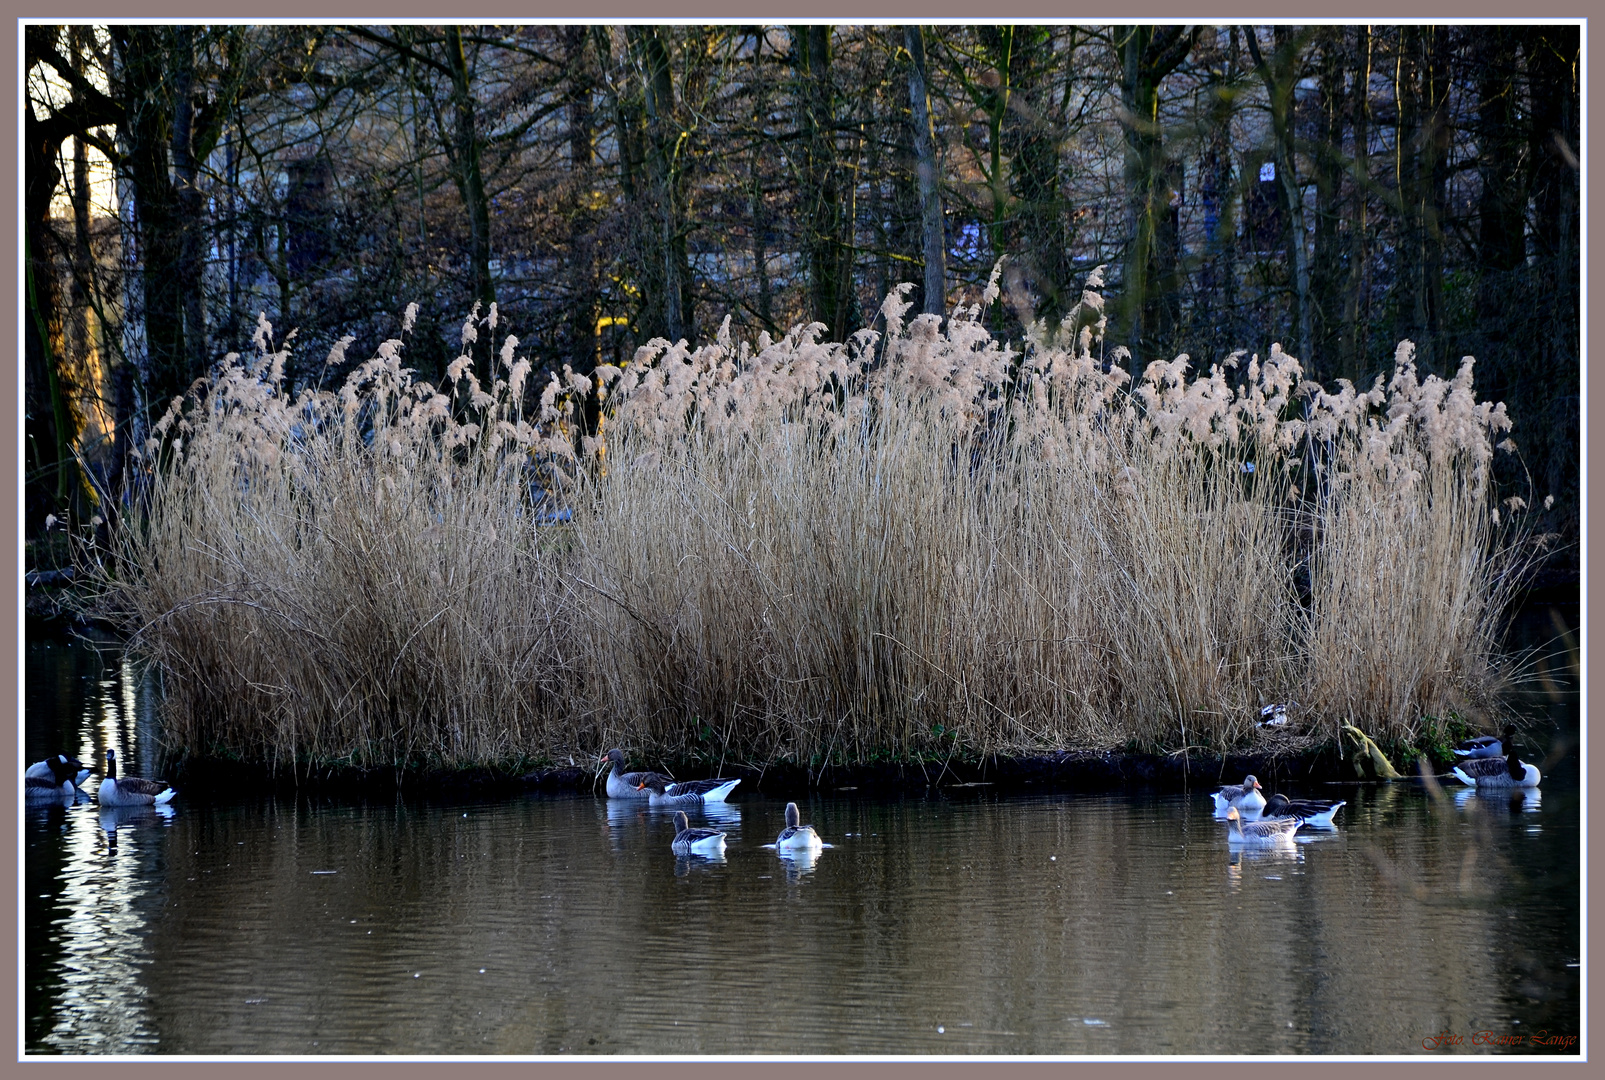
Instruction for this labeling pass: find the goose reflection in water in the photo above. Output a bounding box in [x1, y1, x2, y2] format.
[97, 801, 175, 855]
[777, 848, 822, 883]
[672, 851, 728, 877]
[1453, 785, 1542, 814]
[1226, 840, 1304, 891]
[98, 801, 176, 835]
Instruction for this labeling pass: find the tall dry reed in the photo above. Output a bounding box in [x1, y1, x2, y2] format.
[98, 272, 1535, 771]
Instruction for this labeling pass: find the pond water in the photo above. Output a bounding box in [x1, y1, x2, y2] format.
[23, 612, 1581, 1057]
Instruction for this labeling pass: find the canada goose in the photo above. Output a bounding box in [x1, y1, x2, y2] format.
[96, 749, 176, 807]
[26, 754, 91, 787]
[1225, 805, 1301, 844]
[774, 802, 823, 854]
[1453, 724, 1517, 760]
[671, 810, 727, 856]
[1452, 751, 1540, 789]
[25, 754, 89, 798]
[1261, 793, 1347, 828]
[1210, 775, 1267, 815]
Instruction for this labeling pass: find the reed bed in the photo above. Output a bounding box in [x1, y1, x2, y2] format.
[98, 273, 1535, 773]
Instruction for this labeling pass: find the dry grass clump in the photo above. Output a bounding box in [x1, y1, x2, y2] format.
[99, 270, 1535, 772]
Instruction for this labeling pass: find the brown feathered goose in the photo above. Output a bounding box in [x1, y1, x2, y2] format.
[96, 749, 175, 807]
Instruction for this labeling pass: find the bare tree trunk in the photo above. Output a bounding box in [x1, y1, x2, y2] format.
[1246, 26, 1313, 364]
[1342, 25, 1372, 382]
[1117, 25, 1196, 367]
[905, 26, 946, 317]
[445, 27, 495, 307]
[794, 26, 856, 339]
[631, 26, 693, 343]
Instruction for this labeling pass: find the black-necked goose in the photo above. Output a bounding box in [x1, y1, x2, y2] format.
[1210, 775, 1266, 815]
[1261, 793, 1346, 828]
[1453, 750, 1540, 789]
[671, 810, 727, 856]
[96, 749, 176, 807]
[1452, 724, 1516, 760]
[774, 802, 823, 854]
[635, 775, 742, 807]
[1225, 805, 1301, 844]
[25, 754, 90, 798]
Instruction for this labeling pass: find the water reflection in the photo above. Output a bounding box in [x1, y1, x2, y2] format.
[23, 634, 1581, 1055]
[775, 848, 822, 882]
[1454, 787, 1543, 814]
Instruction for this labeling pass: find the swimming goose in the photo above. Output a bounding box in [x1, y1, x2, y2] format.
[1452, 751, 1540, 789]
[671, 810, 727, 856]
[96, 749, 176, 807]
[599, 748, 675, 800]
[27, 754, 92, 787]
[1225, 805, 1301, 844]
[635, 775, 742, 807]
[1210, 775, 1267, 815]
[1452, 724, 1516, 760]
[1261, 793, 1347, 828]
[775, 802, 823, 854]
[26, 775, 77, 800]
[25, 754, 90, 797]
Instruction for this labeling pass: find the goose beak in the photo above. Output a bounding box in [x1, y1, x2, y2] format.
[1253, 780, 1263, 790]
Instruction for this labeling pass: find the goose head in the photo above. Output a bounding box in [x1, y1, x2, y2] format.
[46, 755, 82, 785]
[674, 811, 691, 832]
[104, 748, 118, 780]
[785, 802, 801, 828]
[1243, 775, 1262, 792]
[600, 748, 627, 771]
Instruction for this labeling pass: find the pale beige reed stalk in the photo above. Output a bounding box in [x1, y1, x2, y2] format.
[100, 271, 1533, 772]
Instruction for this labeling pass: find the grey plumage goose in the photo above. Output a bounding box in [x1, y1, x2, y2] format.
[1225, 805, 1302, 843]
[774, 802, 823, 853]
[671, 810, 727, 856]
[599, 748, 675, 800]
[635, 775, 742, 807]
[1261, 793, 1346, 828]
[1210, 775, 1267, 815]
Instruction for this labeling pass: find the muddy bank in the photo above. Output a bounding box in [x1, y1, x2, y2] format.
[158, 740, 1428, 803]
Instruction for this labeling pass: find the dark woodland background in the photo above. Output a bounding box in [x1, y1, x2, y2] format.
[24, 24, 1579, 584]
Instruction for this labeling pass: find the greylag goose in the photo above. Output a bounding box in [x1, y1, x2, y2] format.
[1261, 793, 1346, 828]
[599, 748, 675, 800]
[1210, 775, 1266, 815]
[96, 749, 176, 807]
[1225, 805, 1301, 844]
[671, 810, 727, 856]
[635, 775, 742, 807]
[774, 802, 823, 854]
[1452, 724, 1515, 760]
[1453, 751, 1540, 789]
[25, 754, 90, 798]
[600, 748, 740, 803]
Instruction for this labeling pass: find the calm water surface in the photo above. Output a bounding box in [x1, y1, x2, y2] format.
[24, 625, 1580, 1056]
